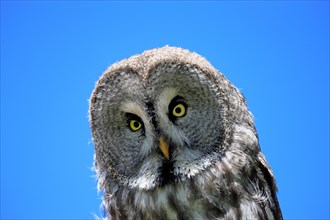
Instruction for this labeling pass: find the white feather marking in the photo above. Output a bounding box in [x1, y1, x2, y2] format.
[157, 88, 177, 110]
[119, 101, 144, 118]
[239, 199, 260, 220]
[132, 172, 157, 190]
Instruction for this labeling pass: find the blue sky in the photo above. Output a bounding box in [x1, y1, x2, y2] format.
[1, 1, 329, 219]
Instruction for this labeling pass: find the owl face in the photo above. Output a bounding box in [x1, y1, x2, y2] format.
[91, 62, 227, 190]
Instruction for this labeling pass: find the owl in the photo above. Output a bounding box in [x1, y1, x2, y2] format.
[89, 46, 282, 220]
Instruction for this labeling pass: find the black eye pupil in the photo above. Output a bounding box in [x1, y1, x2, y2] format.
[175, 107, 181, 114]
[133, 121, 140, 128]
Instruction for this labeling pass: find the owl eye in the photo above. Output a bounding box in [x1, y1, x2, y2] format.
[172, 103, 186, 117]
[126, 113, 144, 132]
[168, 96, 187, 121]
[129, 120, 142, 132]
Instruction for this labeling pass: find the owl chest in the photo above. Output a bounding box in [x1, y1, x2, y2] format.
[113, 179, 264, 220]
[123, 184, 212, 220]
[126, 188, 264, 220]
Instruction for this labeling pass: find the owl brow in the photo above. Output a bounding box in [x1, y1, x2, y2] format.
[169, 96, 186, 107]
[125, 113, 143, 123]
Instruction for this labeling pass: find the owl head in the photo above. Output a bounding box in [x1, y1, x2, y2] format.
[90, 46, 256, 190]
[89, 46, 281, 219]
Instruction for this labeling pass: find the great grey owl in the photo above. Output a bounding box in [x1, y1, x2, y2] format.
[89, 46, 282, 219]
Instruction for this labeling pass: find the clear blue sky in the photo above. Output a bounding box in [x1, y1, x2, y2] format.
[1, 1, 329, 219]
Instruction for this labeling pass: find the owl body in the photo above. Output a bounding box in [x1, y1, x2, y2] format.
[90, 46, 282, 219]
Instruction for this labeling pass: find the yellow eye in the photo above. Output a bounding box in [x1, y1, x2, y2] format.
[172, 103, 186, 117]
[129, 120, 142, 132]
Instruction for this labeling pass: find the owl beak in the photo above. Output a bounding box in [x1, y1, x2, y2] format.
[159, 136, 170, 160]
